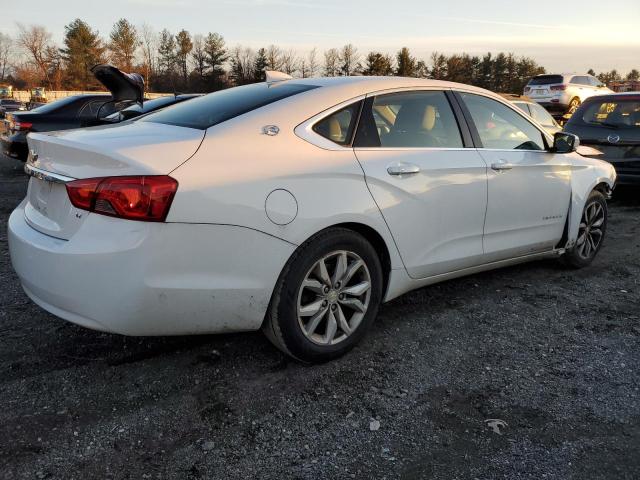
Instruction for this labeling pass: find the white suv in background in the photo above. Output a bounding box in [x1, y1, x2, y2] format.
[524, 74, 612, 119]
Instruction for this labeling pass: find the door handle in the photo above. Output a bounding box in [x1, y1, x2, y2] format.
[491, 161, 513, 171]
[387, 163, 420, 176]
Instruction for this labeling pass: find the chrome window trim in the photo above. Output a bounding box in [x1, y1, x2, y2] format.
[24, 163, 75, 184]
[295, 95, 366, 151]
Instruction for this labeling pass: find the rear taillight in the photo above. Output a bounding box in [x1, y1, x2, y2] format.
[14, 121, 32, 131]
[550, 85, 567, 91]
[66, 175, 178, 222]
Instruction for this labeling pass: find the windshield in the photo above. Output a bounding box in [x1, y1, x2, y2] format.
[141, 83, 319, 130]
[528, 75, 564, 86]
[578, 98, 640, 128]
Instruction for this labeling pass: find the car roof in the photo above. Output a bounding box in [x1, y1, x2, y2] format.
[581, 92, 640, 103]
[267, 76, 499, 103]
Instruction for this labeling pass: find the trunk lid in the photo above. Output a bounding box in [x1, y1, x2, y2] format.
[91, 64, 144, 105]
[24, 121, 205, 239]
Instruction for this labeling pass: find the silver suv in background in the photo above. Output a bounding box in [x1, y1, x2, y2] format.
[524, 74, 612, 119]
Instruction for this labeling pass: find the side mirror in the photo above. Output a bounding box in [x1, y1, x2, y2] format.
[552, 132, 579, 153]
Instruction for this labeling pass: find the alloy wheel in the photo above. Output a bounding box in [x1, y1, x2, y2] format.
[575, 200, 605, 260]
[296, 250, 372, 346]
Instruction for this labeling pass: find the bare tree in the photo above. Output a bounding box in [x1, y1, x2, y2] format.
[191, 34, 207, 79]
[139, 23, 157, 87]
[281, 48, 298, 76]
[15, 23, 53, 86]
[307, 48, 318, 77]
[229, 45, 255, 85]
[324, 48, 340, 76]
[0, 33, 12, 81]
[265, 44, 283, 71]
[300, 48, 318, 78]
[340, 44, 360, 76]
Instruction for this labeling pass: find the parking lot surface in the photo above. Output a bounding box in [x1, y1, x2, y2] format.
[0, 153, 638, 479]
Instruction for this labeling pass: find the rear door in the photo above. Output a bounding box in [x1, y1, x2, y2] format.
[456, 91, 572, 262]
[354, 89, 488, 279]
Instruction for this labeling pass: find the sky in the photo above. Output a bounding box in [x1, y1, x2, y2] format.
[2, 0, 639, 73]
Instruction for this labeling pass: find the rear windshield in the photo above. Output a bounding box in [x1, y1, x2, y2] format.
[28, 96, 81, 114]
[1, 100, 22, 106]
[575, 98, 640, 128]
[141, 82, 319, 130]
[528, 75, 564, 86]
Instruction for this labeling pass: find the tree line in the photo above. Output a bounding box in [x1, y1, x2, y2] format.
[0, 19, 638, 95]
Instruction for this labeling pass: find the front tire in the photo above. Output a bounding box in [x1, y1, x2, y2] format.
[264, 228, 383, 363]
[562, 190, 607, 268]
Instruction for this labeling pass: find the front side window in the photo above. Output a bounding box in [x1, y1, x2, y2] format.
[354, 91, 463, 148]
[313, 102, 361, 145]
[460, 93, 546, 150]
[142, 82, 319, 130]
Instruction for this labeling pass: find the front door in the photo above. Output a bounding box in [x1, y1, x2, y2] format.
[354, 90, 488, 279]
[457, 92, 572, 262]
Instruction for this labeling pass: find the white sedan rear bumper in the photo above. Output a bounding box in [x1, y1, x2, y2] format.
[8, 200, 295, 335]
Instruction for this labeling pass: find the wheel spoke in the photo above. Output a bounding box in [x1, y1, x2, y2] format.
[298, 298, 324, 317]
[306, 306, 328, 336]
[340, 297, 366, 313]
[341, 259, 364, 285]
[332, 251, 348, 286]
[324, 310, 338, 344]
[336, 304, 351, 335]
[591, 217, 604, 228]
[315, 259, 332, 287]
[302, 278, 325, 294]
[576, 232, 587, 246]
[342, 281, 370, 296]
[590, 227, 603, 238]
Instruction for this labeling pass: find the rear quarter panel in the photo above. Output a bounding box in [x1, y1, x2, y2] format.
[166, 101, 404, 271]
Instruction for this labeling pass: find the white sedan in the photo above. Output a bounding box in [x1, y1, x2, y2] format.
[9, 74, 616, 362]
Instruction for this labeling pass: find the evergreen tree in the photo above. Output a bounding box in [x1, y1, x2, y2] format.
[108, 19, 138, 72]
[627, 69, 640, 81]
[253, 47, 268, 82]
[587, 68, 596, 76]
[395, 47, 417, 77]
[362, 51, 393, 76]
[60, 19, 105, 90]
[204, 32, 228, 87]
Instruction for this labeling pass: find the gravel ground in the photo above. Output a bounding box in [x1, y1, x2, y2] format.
[0, 153, 638, 480]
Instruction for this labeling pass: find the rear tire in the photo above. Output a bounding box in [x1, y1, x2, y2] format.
[263, 228, 383, 363]
[561, 190, 607, 268]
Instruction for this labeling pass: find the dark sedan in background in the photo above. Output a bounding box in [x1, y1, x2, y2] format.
[0, 99, 27, 118]
[1, 64, 143, 161]
[564, 92, 640, 185]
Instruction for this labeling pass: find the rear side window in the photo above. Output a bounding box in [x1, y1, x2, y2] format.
[528, 75, 564, 86]
[313, 102, 361, 145]
[460, 93, 546, 150]
[354, 91, 463, 148]
[577, 99, 640, 128]
[142, 82, 319, 130]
